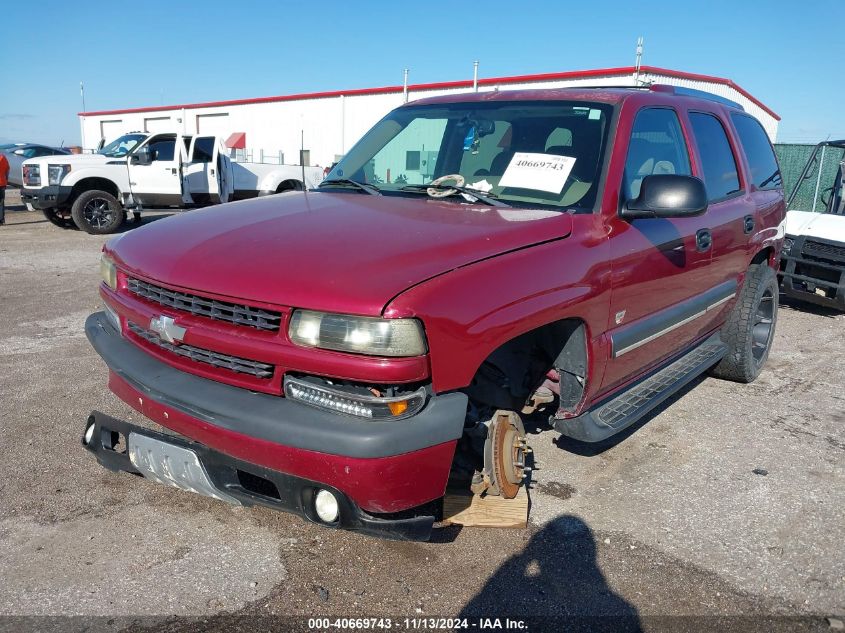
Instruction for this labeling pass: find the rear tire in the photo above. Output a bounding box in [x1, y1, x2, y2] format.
[71, 190, 125, 234]
[710, 264, 778, 383]
[41, 207, 75, 229]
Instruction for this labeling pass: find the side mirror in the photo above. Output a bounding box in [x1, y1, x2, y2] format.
[621, 174, 708, 220]
[130, 146, 153, 165]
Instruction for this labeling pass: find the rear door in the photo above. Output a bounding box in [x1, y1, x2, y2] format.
[184, 136, 232, 204]
[685, 110, 755, 310]
[127, 134, 192, 206]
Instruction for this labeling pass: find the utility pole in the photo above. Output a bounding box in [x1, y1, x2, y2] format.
[403, 68, 409, 103]
[473, 61, 479, 92]
[80, 81, 86, 112]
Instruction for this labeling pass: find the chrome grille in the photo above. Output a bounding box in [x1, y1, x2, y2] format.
[803, 240, 845, 262]
[127, 278, 282, 332]
[128, 322, 274, 379]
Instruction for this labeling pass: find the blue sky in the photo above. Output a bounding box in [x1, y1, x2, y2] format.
[1, 0, 841, 146]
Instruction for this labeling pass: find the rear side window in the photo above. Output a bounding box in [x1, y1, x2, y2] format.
[689, 112, 741, 201]
[192, 137, 215, 162]
[623, 108, 691, 200]
[731, 114, 782, 189]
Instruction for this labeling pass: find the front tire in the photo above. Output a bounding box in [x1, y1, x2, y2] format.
[71, 190, 125, 234]
[710, 264, 778, 383]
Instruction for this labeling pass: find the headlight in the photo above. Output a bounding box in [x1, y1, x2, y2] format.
[782, 236, 795, 254]
[284, 376, 427, 420]
[22, 164, 40, 187]
[289, 310, 427, 357]
[100, 254, 117, 290]
[47, 164, 71, 185]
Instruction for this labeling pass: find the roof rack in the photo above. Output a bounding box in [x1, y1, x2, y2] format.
[650, 85, 744, 111]
[560, 83, 745, 111]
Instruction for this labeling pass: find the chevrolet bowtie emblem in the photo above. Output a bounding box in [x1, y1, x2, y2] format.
[149, 315, 186, 344]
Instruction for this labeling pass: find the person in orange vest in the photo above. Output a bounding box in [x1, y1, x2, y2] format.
[0, 151, 9, 225]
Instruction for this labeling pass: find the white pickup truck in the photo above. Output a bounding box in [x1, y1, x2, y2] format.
[20, 132, 323, 234]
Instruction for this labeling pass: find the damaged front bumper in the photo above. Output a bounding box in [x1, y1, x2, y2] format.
[83, 410, 437, 541]
[84, 311, 469, 540]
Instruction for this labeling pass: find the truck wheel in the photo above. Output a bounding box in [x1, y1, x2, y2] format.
[41, 207, 75, 229]
[710, 264, 778, 383]
[71, 190, 125, 235]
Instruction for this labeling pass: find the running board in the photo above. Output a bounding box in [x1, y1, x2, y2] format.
[555, 335, 727, 442]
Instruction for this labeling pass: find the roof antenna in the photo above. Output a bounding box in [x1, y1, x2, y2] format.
[634, 36, 644, 84]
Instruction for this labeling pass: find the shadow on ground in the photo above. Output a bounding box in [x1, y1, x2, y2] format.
[778, 296, 842, 319]
[459, 515, 641, 632]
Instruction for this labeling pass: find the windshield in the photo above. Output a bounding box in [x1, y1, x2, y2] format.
[99, 134, 146, 158]
[325, 100, 613, 210]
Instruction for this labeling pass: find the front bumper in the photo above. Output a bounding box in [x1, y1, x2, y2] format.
[83, 411, 435, 540]
[85, 311, 467, 524]
[779, 235, 845, 310]
[21, 185, 73, 210]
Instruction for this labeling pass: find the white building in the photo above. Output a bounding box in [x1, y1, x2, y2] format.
[78, 65, 780, 168]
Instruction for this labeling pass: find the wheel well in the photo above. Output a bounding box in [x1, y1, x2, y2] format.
[751, 246, 774, 268]
[276, 179, 304, 194]
[464, 319, 587, 413]
[69, 178, 120, 205]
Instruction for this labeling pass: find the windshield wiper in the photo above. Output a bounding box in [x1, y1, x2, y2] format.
[400, 184, 509, 207]
[317, 178, 381, 195]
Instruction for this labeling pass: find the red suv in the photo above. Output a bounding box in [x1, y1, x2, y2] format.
[83, 85, 785, 540]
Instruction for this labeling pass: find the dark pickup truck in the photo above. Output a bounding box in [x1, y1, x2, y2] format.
[83, 84, 785, 540]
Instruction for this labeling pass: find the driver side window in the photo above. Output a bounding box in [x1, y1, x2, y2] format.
[623, 108, 691, 200]
[148, 138, 176, 162]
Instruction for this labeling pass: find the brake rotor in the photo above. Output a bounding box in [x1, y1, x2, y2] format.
[490, 411, 527, 499]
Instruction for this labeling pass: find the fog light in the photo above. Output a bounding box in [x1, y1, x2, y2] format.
[83, 421, 95, 445]
[315, 489, 339, 523]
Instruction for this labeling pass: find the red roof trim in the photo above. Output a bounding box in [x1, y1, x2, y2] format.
[78, 65, 779, 121]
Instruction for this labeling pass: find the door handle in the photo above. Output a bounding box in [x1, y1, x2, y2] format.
[170, 168, 177, 175]
[696, 229, 713, 252]
[743, 215, 755, 234]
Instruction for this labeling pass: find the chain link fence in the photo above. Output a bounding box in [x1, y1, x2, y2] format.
[775, 143, 845, 211]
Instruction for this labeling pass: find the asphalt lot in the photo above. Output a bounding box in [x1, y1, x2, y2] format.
[0, 188, 843, 632]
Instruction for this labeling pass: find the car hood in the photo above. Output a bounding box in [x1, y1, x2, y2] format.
[108, 192, 573, 315]
[785, 210, 845, 241]
[23, 153, 116, 167]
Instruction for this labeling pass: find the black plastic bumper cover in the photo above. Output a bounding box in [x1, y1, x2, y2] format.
[83, 411, 435, 541]
[21, 185, 73, 210]
[85, 311, 467, 459]
[779, 236, 845, 310]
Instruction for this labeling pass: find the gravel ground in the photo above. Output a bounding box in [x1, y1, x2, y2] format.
[0, 189, 842, 632]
